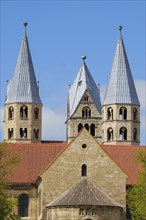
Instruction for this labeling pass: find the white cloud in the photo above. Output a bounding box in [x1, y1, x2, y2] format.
[42, 107, 66, 140]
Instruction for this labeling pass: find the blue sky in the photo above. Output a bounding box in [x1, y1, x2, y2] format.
[0, 1, 145, 144]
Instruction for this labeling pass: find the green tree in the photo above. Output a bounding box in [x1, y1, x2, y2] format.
[127, 150, 146, 220]
[0, 142, 20, 220]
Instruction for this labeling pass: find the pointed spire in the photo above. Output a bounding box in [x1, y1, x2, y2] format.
[68, 57, 101, 116]
[6, 23, 42, 105]
[103, 26, 140, 106]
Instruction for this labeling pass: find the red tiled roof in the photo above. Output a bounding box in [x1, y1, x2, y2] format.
[8, 142, 146, 185]
[102, 145, 146, 185]
[9, 142, 67, 184]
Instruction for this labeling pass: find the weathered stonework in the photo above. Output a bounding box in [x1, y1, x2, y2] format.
[102, 104, 140, 145]
[4, 103, 42, 143]
[41, 129, 127, 219]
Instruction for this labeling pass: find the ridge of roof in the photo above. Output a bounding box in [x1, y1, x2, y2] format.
[6, 28, 42, 105]
[47, 178, 121, 207]
[68, 61, 101, 117]
[103, 34, 140, 106]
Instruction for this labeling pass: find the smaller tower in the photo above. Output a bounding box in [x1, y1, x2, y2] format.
[4, 23, 42, 143]
[102, 26, 140, 145]
[66, 56, 102, 143]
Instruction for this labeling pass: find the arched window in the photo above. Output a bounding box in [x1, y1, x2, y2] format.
[133, 128, 137, 141]
[133, 108, 137, 120]
[119, 107, 127, 120]
[84, 123, 89, 131]
[81, 164, 87, 176]
[8, 106, 14, 119]
[78, 123, 83, 133]
[82, 107, 91, 117]
[107, 127, 113, 141]
[34, 108, 39, 119]
[34, 129, 39, 139]
[119, 127, 127, 140]
[20, 128, 27, 139]
[18, 194, 29, 217]
[107, 107, 113, 120]
[90, 124, 95, 136]
[8, 128, 13, 139]
[20, 105, 28, 119]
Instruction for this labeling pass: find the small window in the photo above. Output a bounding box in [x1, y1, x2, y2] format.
[119, 127, 127, 140]
[133, 108, 137, 120]
[78, 123, 83, 133]
[107, 107, 113, 120]
[18, 194, 29, 217]
[20, 105, 28, 119]
[34, 129, 39, 139]
[82, 164, 87, 176]
[34, 108, 39, 119]
[20, 128, 27, 139]
[90, 124, 95, 136]
[8, 128, 13, 139]
[107, 127, 113, 141]
[133, 128, 137, 141]
[82, 107, 91, 118]
[84, 123, 89, 131]
[82, 144, 87, 149]
[8, 106, 14, 119]
[119, 107, 127, 120]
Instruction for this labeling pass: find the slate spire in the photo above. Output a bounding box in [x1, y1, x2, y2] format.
[6, 23, 42, 104]
[103, 27, 140, 106]
[68, 57, 101, 117]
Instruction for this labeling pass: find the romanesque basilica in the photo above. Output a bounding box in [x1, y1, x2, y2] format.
[3, 24, 145, 220]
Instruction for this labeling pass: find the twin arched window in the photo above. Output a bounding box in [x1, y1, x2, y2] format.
[34, 108, 39, 119]
[18, 194, 29, 217]
[82, 107, 91, 118]
[107, 107, 113, 120]
[8, 128, 13, 139]
[119, 127, 127, 140]
[20, 105, 28, 119]
[133, 108, 137, 120]
[34, 129, 39, 139]
[8, 106, 14, 119]
[107, 127, 113, 141]
[119, 107, 127, 120]
[20, 128, 27, 139]
[133, 128, 137, 141]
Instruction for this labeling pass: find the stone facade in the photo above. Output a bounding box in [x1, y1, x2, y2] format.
[102, 104, 140, 145]
[41, 129, 127, 219]
[67, 91, 102, 143]
[46, 206, 125, 220]
[4, 103, 42, 143]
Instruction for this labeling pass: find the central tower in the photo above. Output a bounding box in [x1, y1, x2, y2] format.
[66, 57, 102, 143]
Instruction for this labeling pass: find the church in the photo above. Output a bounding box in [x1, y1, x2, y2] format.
[3, 23, 145, 220]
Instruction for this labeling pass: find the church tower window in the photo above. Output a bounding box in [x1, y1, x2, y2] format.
[34, 129, 39, 139]
[81, 164, 87, 176]
[34, 108, 39, 119]
[20, 128, 27, 139]
[90, 124, 95, 136]
[107, 107, 113, 120]
[119, 107, 127, 120]
[133, 108, 137, 120]
[84, 123, 89, 131]
[8, 128, 13, 139]
[82, 107, 91, 117]
[107, 127, 113, 141]
[20, 105, 28, 119]
[133, 128, 137, 141]
[8, 106, 14, 119]
[78, 123, 83, 132]
[119, 127, 127, 140]
[18, 194, 29, 217]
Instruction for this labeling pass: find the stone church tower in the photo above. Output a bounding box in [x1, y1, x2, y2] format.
[102, 27, 140, 145]
[66, 56, 102, 143]
[4, 23, 42, 143]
